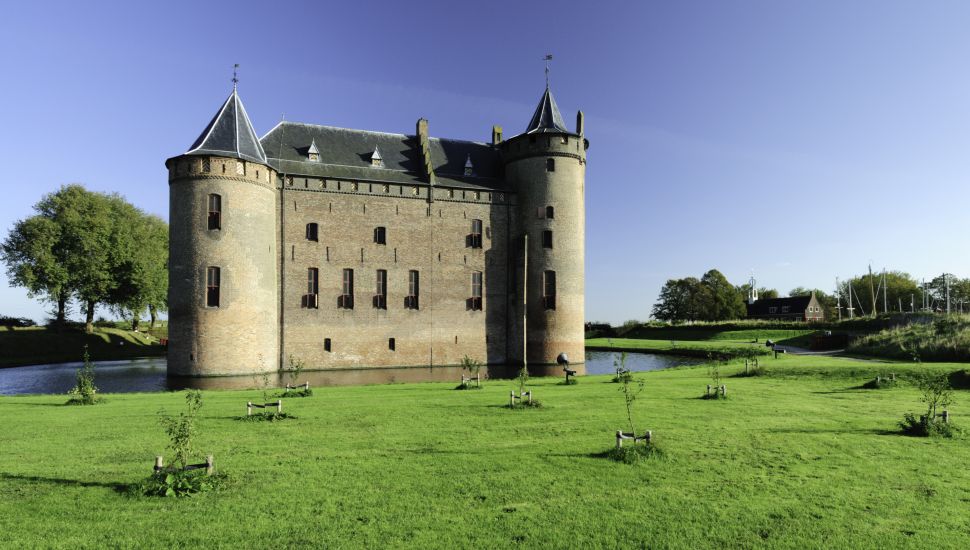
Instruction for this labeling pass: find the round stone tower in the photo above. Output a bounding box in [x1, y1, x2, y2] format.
[501, 85, 588, 374]
[166, 87, 279, 377]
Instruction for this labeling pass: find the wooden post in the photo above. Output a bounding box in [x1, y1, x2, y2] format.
[526, 391, 532, 405]
[877, 376, 881, 383]
[476, 373, 480, 387]
[277, 400, 282, 413]
[205, 455, 214, 475]
[304, 382, 309, 391]
[774, 349, 778, 359]
[891, 373, 896, 381]
[154, 456, 164, 472]
[706, 384, 711, 396]
[755, 358, 759, 368]
[247, 402, 252, 416]
[616, 430, 623, 449]
[645, 430, 652, 442]
[510, 391, 515, 408]
[942, 410, 949, 423]
[720, 385, 726, 397]
[745, 359, 749, 374]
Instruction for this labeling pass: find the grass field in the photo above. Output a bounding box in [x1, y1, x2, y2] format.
[584, 333, 792, 359]
[0, 325, 165, 368]
[1, 354, 968, 547]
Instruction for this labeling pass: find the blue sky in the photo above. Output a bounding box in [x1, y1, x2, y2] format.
[1, 0, 969, 324]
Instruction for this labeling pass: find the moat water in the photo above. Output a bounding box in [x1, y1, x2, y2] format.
[0, 351, 704, 396]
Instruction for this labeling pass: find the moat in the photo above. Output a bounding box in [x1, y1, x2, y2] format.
[0, 351, 704, 395]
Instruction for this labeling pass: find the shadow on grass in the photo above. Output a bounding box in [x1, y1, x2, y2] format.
[0, 472, 128, 493]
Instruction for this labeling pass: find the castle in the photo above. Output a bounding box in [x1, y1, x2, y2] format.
[166, 81, 588, 378]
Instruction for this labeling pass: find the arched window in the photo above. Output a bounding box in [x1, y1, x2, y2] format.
[306, 223, 318, 242]
[207, 194, 221, 230]
[546, 206, 554, 219]
[206, 267, 221, 307]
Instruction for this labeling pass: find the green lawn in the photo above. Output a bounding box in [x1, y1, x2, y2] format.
[0, 326, 165, 368]
[585, 336, 773, 358]
[1, 354, 968, 547]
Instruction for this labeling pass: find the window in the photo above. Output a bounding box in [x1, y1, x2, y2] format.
[206, 267, 220, 307]
[324, 338, 331, 352]
[769, 307, 777, 314]
[374, 269, 387, 309]
[306, 223, 318, 242]
[543, 270, 556, 310]
[781, 306, 790, 313]
[305, 268, 319, 308]
[388, 338, 396, 351]
[546, 158, 555, 172]
[542, 230, 553, 249]
[201, 158, 210, 173]
[405, 270, 420, 309]
[207, 194, 221, 230]
[468, 271, 483, 310]
[374, 226, 386, 245]
[468, 219, 483, 248]
[546, 206, 555, 219]
[339, 269, 354, 309]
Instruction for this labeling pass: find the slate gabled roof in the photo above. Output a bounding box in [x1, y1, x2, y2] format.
[260, 122, 505, 190]
[525, 86, 570, 134]
[185, 89, 267, 164]
[746, 295, 814, 316]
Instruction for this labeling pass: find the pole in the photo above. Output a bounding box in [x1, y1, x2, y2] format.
[522, 234, 528, 371]
[836, 277, 842, 321]
[946, 273, 951, 314]
[869, 264, 876, 316]
[882, 269, 887, 314]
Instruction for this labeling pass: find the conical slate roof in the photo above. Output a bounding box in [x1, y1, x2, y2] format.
[186, 88, 267, 164]
[525, 86, 569, 134]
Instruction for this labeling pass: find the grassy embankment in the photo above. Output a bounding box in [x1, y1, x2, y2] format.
[849, 316, 970, 362]
[1, 354, 969, 547]
[0, 325, 166, 368]
[585, 328, 817, 359]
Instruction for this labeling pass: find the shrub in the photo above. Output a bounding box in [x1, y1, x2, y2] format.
[456, 355, 485, 390]
[898, 371, 955, 438]
[282, 387, 313, 398]
[239, 411, 296, 422]
[703, 355, 727, 399]
[560, 378, 579, 386]
[0, 315, 34, 327]
[454, 382, 483, 390]
[899, 413, 956, 438]
[606, 442, 664, 464]
[66, 346, 100, 405]
[129, 469, 229, 498]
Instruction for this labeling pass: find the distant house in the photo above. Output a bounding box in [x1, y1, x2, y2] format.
[746, 294, 824, 322]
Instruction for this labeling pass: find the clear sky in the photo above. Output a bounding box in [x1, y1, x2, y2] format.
[1, 0, 969, 324]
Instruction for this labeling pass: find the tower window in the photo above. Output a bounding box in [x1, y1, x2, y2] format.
[207, 194, 221, 230]
[468, 219, 483, 248]
[374, 226, 386, 245]
[388, 338, 396, 351]
[468, 271, 483, 310]
[306, 223, 318, 242]
[339, 269, 354, 309]
[546, 206, 554, 219]
[543, 270, 556, 310]
[201, 158, 210, 173]
[206, 267, 220, 307]
[542, 230, 553, 249]
[324, 338, 332, 352]
[305, 268, 319, 309]
[546, 158, 555, 172]
[405, 270, 420, 310]
[374, 269, 387, 309]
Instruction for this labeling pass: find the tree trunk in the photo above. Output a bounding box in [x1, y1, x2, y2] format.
[85, 300, 95, 334]
[149, 305, 157, 329]
[131, 314, 139, 332]
[56, 293, 67, 324]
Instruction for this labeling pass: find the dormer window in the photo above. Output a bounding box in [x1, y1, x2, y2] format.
[370, 147, 384, 168]
[464, 154, 474, 176]
[307, 139, 320, 162]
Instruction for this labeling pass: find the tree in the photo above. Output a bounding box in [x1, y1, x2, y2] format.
[837, 271, 920, 316]
[652, 277, 703, 322]
[1, 215, 71, 323]
[108, 201, 168, 331]
[699, 269, 746, 321]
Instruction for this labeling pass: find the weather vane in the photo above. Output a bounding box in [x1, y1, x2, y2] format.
[543, 54, 553, 88]
[232, 63, 239, 88]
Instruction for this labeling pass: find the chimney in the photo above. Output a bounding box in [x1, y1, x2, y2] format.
[417, 118, 429, 141]
[492, 125, 503, 145]
[576, 111, 584, 136]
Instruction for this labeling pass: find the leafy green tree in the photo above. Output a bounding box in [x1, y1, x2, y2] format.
[651, 277, 703, 322]
[838, 271, 920, 315]
[108, 202, 168, 331]
[1, 215, 71, 323]
[699, 269, 746, 321]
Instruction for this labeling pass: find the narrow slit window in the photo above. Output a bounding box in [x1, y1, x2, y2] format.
[374, 226, 386, 245]
[405, 270, 420, 310]
[324, 338, 331, 352]
[206, 267, 220, 307]
[305, 268, 319, 308]
[374, 269, 387, 309]
[543, 270, 556, 310]
[542, 230, 553, 249]
[546, 158, 555, 172]
[339, 269, 354, 309]
[207, 194, 222, 230]
[306, 223, 318, 242]
[388, 338, 396, 351]
[546, 206, 554, 219]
